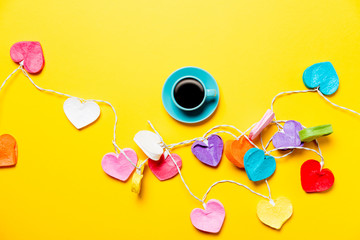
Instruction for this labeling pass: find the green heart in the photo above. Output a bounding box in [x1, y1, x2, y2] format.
[299, 124, 333, 142]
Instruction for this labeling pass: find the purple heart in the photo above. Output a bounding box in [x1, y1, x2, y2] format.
[273, 120, 304, 149]
[191, 135, 224, 167]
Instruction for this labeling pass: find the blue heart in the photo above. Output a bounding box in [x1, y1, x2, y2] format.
[303, 62, 339, 95]
[244, 148, 276, 182]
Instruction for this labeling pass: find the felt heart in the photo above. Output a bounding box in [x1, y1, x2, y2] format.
[224, 136, 253, 168]
[0, 134, 18, 167]
[63, 97, 101, 129]
[190, 199, 225, 233]
[10, 41, 44, 74]
[148, 153, 182, 181]
[299, 124, 333, 143]
[249, 109, 275, 140]
[273, 120, 304, 149]
[257, 197, 293, 230]
[303, 62, 339, 95]
[101, 149, 138, 182]
[244, 148, 276, 181]
[191, 135, 223, 167]
[300, 160, 334, 193]
[134, 130, 163, 160]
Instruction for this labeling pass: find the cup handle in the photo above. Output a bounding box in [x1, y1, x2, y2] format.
[206, 89, 217, 98]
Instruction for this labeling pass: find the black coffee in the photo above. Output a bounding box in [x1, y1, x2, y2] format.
[174, 78, 205, 109]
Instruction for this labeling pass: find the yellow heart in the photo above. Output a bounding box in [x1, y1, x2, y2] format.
[257, 197, 293, 229]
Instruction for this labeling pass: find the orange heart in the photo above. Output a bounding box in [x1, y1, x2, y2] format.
[0, 134, 18, 167]
[225, 136, 252, 168]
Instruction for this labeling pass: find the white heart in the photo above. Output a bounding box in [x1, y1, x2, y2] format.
[134, 130, 163, 160]
[63, 97, 100, 129]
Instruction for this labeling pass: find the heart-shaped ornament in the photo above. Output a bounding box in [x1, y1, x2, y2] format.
[273, 120, 303, 149]
[0, 134, 18, 167]
[134, 130, 163, 160]
[301, 159, 334, 193]
[257, 197, 293, 230]
[190, 199, 225, 233]
[148, 153, 182, 181]
[303, 62, 339, 95]
[63, 97, 101, 129]
[191, 135, 223, 167]
[224, 136, 253, 168]
[10, 41, 45, 74]
[249, 109, 275, 140]
[244, 148, 276, 181]
[101, 149, 138, 182]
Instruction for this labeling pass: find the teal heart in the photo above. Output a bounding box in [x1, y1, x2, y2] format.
[303, 62, 339, 95]
[244, 148, 276, 182]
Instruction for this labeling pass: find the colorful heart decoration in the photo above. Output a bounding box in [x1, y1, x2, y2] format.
[148, 153, 182, 181]
[303, 62, 339, 95]
[191, 135, 223, 167]
[257, 197, 293, 230]
[249, 109, 275, 140]
[190, 199, 225, 233]
[299, 124, 333, 143]
[134, 130, 163, 160]
[273, 120, 303, 149]
[10, 41, 45, 74]
[0, 134, 18, 167]
[101, 149, 138, 182]
[224, 136, 253, 168]
[63, 97, 101, 129]
[244, 148, 276, 181]
[300, 159, 334, 193]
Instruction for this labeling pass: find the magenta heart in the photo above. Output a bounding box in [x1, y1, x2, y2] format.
[273, 120, 304, 149]
[148, 153, 182, 181]
[10, 41, 45, 74]
[190, 199, 225, 233]
[101, 148, 138, 181]
[191, 135, 223, 167]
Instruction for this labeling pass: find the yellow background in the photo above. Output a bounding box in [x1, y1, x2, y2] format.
[0, 0, 359, 239]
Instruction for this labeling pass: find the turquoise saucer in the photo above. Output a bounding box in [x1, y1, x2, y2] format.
[162, 66, 220, 124]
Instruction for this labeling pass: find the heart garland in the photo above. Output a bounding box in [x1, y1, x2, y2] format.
[3, 42, 360, 233]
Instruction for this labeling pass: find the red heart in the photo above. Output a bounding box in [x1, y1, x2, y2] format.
[10, 41, 45, 74]
[0, 134, 18, 167]
[148, 153, 182, 181]
[300, 159, 334, 193]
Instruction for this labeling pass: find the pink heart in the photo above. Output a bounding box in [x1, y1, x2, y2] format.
[148, 153, 182, 181]
[190, 199, 225, 233]
[101, 148, 138, 182]
[10, 41, 45, 74]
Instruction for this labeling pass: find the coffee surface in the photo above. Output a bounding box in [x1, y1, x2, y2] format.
[174, 78, 205, 109]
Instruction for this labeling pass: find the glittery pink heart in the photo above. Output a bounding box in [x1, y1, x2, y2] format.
[148, 153, 182, 181]
[10, 41, 45, 74]
[101, 149, 138, 182]
[190, 199, 225, 233]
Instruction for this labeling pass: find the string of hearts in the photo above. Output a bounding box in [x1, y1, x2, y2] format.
[1, 42, 360, 233]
